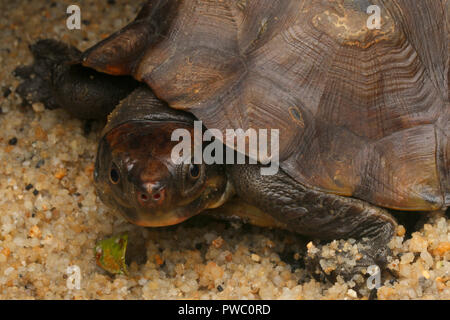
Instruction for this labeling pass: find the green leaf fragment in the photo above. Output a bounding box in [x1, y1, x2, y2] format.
[94, 232, 129, 275]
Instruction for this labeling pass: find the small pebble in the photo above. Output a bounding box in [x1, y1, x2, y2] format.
[347, 289, 358, 299]
[212, 237, 224, 249]
[54, 168, 67, 180]
[3, 87, 11, 98]
[35, 159, 45, 168]
[251, 254, 261, 262]
[29, 225, 41, 238]
[396, 225, 406, 237]
[32, 102, 45, 113]
[8, 137, 18, 145]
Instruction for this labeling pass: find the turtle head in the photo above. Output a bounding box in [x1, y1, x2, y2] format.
[94, 121, 231, 227]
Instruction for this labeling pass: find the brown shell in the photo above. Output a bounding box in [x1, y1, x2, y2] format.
[82, 0, 449, 211]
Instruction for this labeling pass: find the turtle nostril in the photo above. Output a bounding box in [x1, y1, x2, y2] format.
[138, 189, 164, 205]
[153, 192, 161, 201]
[139, 184, 165, 206]
[139, 192, 149, 202]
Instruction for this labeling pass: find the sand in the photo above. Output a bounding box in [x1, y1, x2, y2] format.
[0, 0, 448, 300]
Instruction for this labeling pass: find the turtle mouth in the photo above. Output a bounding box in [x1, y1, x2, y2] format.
[114, 205, 196, 227]
[94, 174, 209, 227]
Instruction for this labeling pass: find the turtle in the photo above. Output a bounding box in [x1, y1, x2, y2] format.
[15, 0, 449, 280]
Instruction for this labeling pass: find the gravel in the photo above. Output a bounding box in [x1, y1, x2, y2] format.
[0, 0, 448, 300]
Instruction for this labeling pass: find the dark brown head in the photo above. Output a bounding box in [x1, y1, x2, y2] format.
[94, 120, 230, 227]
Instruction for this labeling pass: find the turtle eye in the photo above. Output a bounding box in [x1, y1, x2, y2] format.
[189, 164, 200, 179]
[109, 163, 120, 184]
[181, 163, 205, 197]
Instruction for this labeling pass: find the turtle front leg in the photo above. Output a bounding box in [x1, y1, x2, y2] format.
[228, 164, 397, 282]
[14, 39, 139, 120]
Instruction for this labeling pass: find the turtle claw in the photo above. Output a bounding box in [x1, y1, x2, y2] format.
[14, 39, 81, 109]
[304, 239, 391, 287]
[15, 39, 139, 119]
